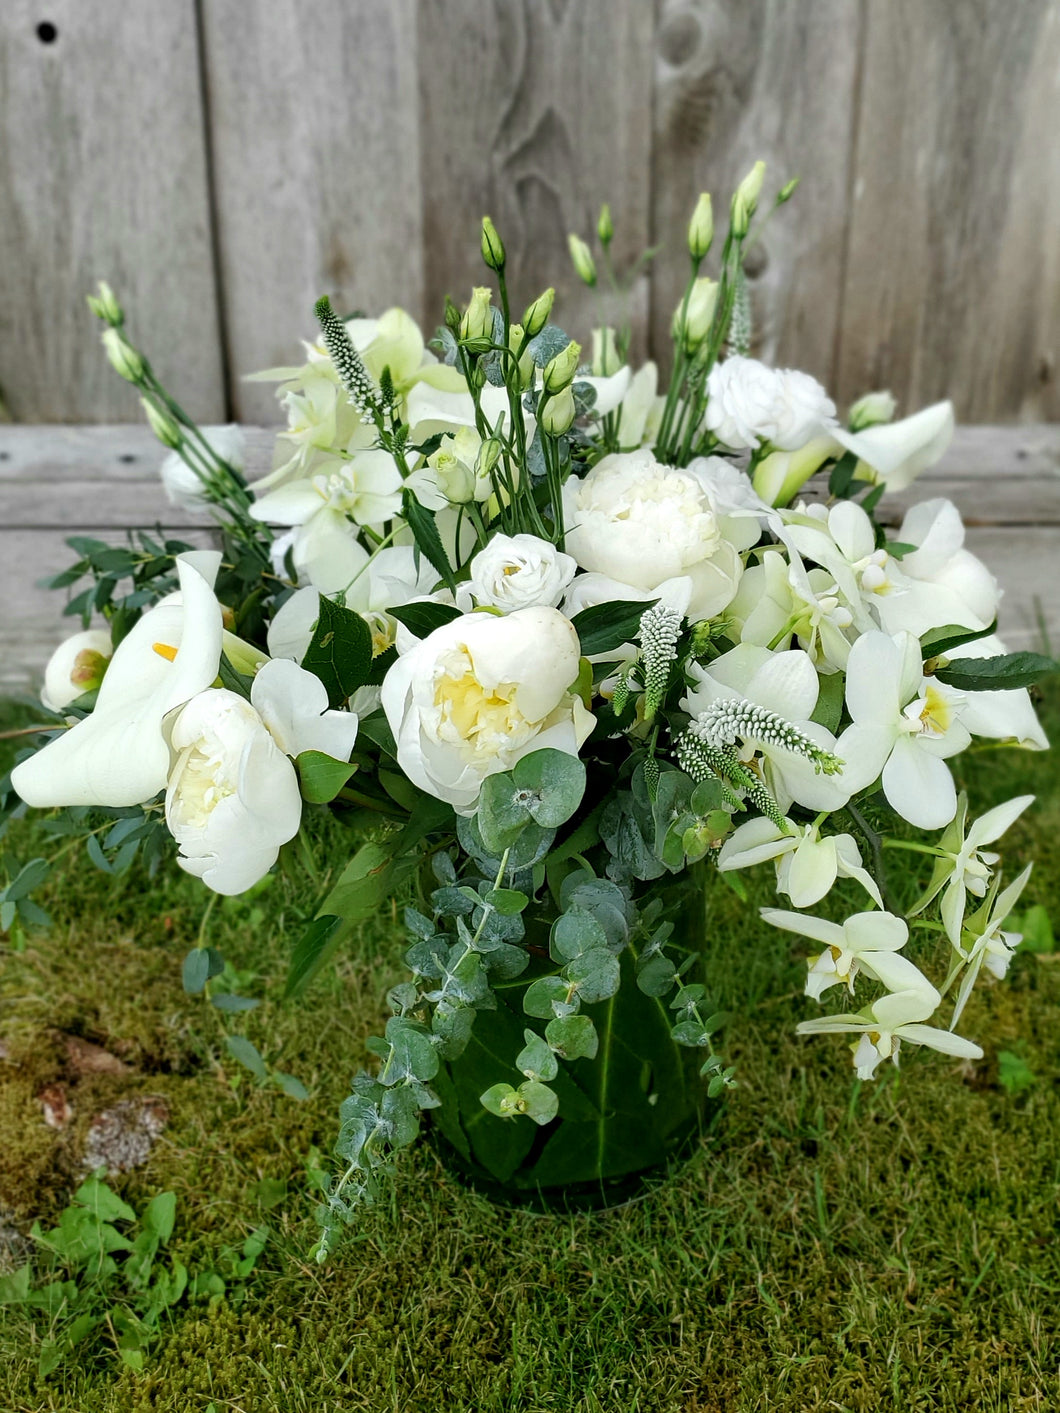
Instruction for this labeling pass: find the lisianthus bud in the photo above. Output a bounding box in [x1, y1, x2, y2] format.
[848, 390, 897, 431]
[540, 385, 576, 437]
[86, 280, 123, 325]
[673, 278, 718, 352]
[543, 340, 581, 394]
[731, 160, 766, 237]
[507, 323, 535, 389]
[591, 326, 622, 378]
[687, 192, 714, 260]
[101, 328, 144, 383]
[480, 215, 505, 272]
[459, 286, 493, 343]
[778, 176, 800, 204]
[567, 234, 597, 287]
[597, 203, 614, 246]
[522, 287, 555, 338]
[140, 397, 182, 449]
[476, 437, 502, 479]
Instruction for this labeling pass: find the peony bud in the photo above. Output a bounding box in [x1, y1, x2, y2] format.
[540, 385, 576, 437]
[597, 203, 614, 246]
[140, 397, 182, 449]
[86, 280, 123, 325]
[591, 326, 622, 378]
[848, 390, 897, 431]
[459, 286, 493, 343]
[567, 233, 597, 287]
[730, 160, 766, 237]
[480, 215, 505, 272]
[543, 340, 581, 394]
[101, 327, 144, 383]
[687, 192, 714, 260]
[522, 287, 555, 338]
[673, 278, 718, 352]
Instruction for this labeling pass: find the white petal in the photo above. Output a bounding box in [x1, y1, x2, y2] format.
[895, 1023, 982, 1060]
[760, 908, 844, 949]
[882, 737, 957, 829]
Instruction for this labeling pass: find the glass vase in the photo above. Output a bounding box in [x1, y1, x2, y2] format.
[427, 864, 717, 1212]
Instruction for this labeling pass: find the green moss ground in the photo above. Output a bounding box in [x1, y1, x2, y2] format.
[0, 683, 1058, 1412]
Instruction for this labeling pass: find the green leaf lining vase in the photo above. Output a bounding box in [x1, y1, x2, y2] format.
[427, 866, 718, 1211]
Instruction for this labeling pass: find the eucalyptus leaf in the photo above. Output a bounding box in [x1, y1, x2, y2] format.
[516, 1029, 559, 1082]
[564, 946, 621, 1004]
[225, 1035, 267, 1079]
[523, 974, 572, 1019]
[544, 1014, 598, 1061]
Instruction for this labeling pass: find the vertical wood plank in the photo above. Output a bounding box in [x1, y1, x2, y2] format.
[650, 0, 862, 387]
[200, 0, 423, 424]
[0, 1, 224, 422]
[415, 0, 656, 357]
[836, 0, 1060, 422]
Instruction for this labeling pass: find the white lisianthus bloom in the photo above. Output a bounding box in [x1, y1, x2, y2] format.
[763, 908, 929, 1007]
[457, 534, 576, 613]
[381, 606, 594, 815]
[12, 553, 224, 809]
[704, 356, 837, 451]
[942, 634, 1049, 750]
[833, 400, 954, 491]
[405, 425, 492, 510]
[683, 644, 849, 813]
[562, 450, 758, 621]
[165, 690, 302, 896]
[797, 994, 983, 1080]
[160, 425, 246, 513]
[719, 817, 882, 909]
[40, 629, 114, 712]
[835, 631, 969, 829]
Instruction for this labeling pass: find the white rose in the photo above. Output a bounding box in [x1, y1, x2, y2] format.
[40, 629, 113, 712]
[457, 534, 576, 613]
[561, 450, 756, 620]
[381, 606, 594, 815]
[160, 425, 246, 513]
[705, 356, 836, 451]
[165, 690, 303, 895]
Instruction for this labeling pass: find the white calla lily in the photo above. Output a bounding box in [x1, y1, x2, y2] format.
[12, 554, 224, 809]
[40, 629, 114, 712]
[831, 400, 954, 491]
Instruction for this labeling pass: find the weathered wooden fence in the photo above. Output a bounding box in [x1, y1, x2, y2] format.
[1, 0, 1058, 426]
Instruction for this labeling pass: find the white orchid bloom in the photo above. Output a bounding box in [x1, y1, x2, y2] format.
[835, 631, 969, 829]
[727, 550, 854, 671]
[165, 689, 302, 896]
[764, 907, 929, 1008]
[12, 553, 224, 809]
[719, 816, 882, 908]
[948, 864, 1032, 1028]
[381, 606, 593, 815]
[876, 499, 998, 637]
[781, 500, 902, 633]
[798, 993, 983, 1080]
[831, 400, 954, 492]
[250, 659, 359, 762]
[942, 634, 1049, 750]
[911, 792, 1035, 945]
[252, 447, 403, 539]
[684, 644, 849, 813]
[40, 629, 114, 712]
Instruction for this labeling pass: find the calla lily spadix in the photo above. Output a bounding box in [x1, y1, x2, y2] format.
[12, 553, 224, 809]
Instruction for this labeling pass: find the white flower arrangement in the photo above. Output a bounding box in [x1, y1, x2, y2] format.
[11, 167, 1054, 1249]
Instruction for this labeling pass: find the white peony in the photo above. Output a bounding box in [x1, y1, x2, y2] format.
[561, 450, 758, 621]
[705, 356, 836, 452]
[165, 690, 302, 896]
[381, 606, 594, 815]
[457, 534, 576, 613]
[160, 425, 246, 513]
[40, 629, 114, 712]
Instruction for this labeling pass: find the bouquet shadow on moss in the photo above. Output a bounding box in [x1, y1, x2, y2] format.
[3, 162, 1056, 1259]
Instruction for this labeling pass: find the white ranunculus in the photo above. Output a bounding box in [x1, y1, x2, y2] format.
[160, 425, 246, 513]
[561, 450, 758, 621]
[165, 689, 302, 896]
[12, 553, 224, 809]
[457, 534, 576, 613]
[704, 356, 837, 452]
[40, 629, 114, 712]
[381, 606, 594, 815]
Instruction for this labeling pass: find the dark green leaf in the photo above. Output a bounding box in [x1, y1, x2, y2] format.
[401, 491, 455, 590]
[297, 750, 356, 804]
[809, 671, 845, 734]
[934, 651, 1058, 693]
[920, 619, 999, 659]
[301, 596, 374, 707]
[285, 915, 345, 1000]
[570, 600, 656, 657]
[388, 601, 462, 638]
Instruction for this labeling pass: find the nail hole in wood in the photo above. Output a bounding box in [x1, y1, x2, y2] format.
[118, 453, 137, 464]
[36, 21, 58, 43]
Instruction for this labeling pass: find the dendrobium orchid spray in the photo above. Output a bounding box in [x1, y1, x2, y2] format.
[7, 162, 1052, 1253]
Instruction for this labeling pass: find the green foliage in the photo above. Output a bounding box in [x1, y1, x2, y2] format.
[296, 751, 357, 804]
[935, 651, 1059, 692]
[300, 596, 373, 707]
[570, 599, 657, 656]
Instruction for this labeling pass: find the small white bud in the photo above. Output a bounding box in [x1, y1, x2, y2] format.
[731, 160, 766, 237]
[459, 286, 493, 343]
[101, 327, 144, 383]
[567, 233, 597, 287]
[848, 390, 897, 431]
[140, 397, 182, 449]
[540, 385, 576, 436]
[687, 192, 714, 260]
